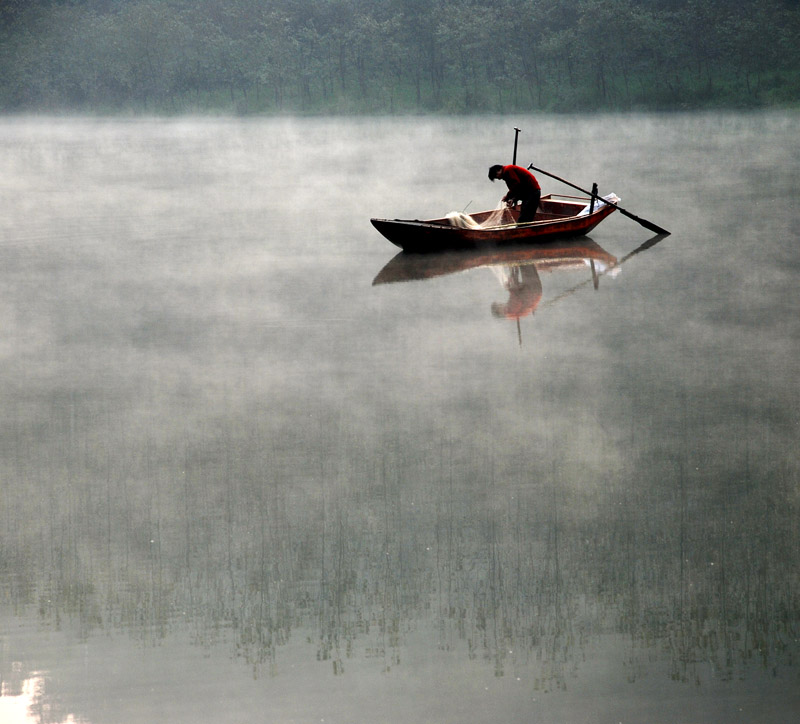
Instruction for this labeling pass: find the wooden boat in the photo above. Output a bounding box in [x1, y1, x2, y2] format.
[371, 193, 618, 253]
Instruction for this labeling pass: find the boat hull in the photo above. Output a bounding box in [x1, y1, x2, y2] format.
[371, 195, 617, 253]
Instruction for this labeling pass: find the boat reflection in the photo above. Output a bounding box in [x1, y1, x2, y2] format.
[373, 238, 620, 321]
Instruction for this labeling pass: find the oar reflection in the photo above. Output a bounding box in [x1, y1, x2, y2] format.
[538, 232, 670, 311]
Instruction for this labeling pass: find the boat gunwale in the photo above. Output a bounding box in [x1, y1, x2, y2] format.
[372, 193, 614, 233]
[371, 204, 614, 235]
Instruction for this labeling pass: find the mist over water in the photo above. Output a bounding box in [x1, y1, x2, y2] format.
[0, 113, 798, 723]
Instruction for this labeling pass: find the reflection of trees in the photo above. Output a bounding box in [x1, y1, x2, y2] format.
[1, 416, 798, 687]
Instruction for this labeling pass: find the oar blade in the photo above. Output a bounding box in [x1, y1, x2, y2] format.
[619, 208, 670, 236]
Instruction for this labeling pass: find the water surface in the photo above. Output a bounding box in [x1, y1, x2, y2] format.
[0, 113, 798, 723]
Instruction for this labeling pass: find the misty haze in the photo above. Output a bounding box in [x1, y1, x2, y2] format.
[0, 108, 798, 723]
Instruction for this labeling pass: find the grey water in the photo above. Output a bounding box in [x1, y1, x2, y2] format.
[0, 113, 798, 724]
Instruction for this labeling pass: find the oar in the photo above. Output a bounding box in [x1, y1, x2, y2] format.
[526, 163, 670, 236]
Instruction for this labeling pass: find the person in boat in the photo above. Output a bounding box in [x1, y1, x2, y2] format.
[488, 164, 541, 223]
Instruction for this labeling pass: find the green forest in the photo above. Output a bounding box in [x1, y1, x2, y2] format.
[1, 0, 799, 114]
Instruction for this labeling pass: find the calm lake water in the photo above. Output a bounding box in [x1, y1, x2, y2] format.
[0, 112, 798, 723]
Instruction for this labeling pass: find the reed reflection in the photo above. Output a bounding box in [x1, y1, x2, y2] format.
[2, 428, 797, 690]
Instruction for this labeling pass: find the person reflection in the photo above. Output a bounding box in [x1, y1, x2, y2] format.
[490, 264, 543, 319]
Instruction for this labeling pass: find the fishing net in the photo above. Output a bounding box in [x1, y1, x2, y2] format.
[446, 202, 515, 229]
[445, 211, 483, 228]
[481, 204, 516, 227]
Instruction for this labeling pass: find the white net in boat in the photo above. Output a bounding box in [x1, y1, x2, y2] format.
[481, 204, 516, 227]
[445, 211, 483, 228]
[446, 202, 514, 229]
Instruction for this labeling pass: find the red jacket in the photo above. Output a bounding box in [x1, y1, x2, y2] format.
[499, 165, 540, 202]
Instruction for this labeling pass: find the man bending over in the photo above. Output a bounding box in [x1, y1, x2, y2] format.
[488, 164, 541, 224]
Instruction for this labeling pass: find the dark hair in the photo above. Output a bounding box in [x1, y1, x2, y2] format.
[488, 164, 504, 180]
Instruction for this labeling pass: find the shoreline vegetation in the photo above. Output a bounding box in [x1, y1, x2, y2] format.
[1, 0, 799, 116]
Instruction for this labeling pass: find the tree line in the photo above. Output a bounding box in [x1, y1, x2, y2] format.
[1, 0, 798, 114]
